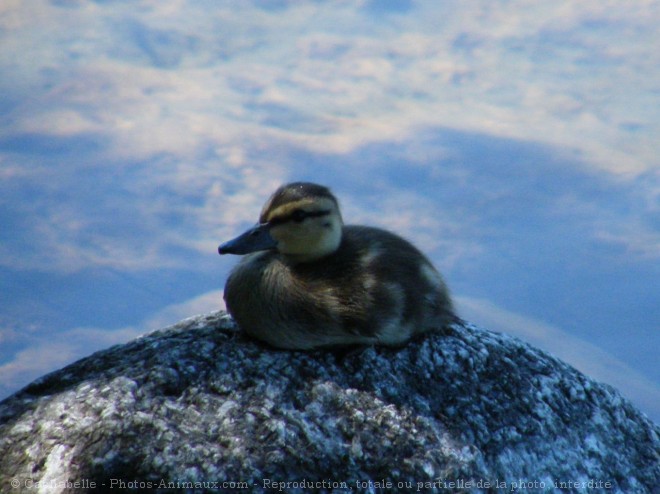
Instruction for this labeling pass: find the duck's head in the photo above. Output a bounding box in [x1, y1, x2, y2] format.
[218, 182, 343, 262]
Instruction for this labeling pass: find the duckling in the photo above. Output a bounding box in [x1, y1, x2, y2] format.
[218, 182, 455, 350]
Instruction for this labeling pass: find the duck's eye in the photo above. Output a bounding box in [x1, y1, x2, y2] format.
[268, 209, 330, 226]
[290, 209, 307, 223]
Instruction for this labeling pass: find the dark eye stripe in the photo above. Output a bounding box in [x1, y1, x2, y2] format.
[268, 209, 331, 226]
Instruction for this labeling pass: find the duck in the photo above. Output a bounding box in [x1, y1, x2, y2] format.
[218, 182, 455, 350]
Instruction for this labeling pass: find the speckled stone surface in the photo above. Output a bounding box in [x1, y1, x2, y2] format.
[0, 311, 658, 493]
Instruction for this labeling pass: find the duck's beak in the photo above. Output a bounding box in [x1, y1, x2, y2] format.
[218, 223, 277, 255]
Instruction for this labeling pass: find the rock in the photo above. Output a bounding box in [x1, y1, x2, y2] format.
[0, 311, 658, 493]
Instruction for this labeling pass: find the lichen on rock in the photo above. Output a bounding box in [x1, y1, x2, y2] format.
[0, 311, 658, 493]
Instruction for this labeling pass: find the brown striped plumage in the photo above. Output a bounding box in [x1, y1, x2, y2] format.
[218, 182, 455, 349]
